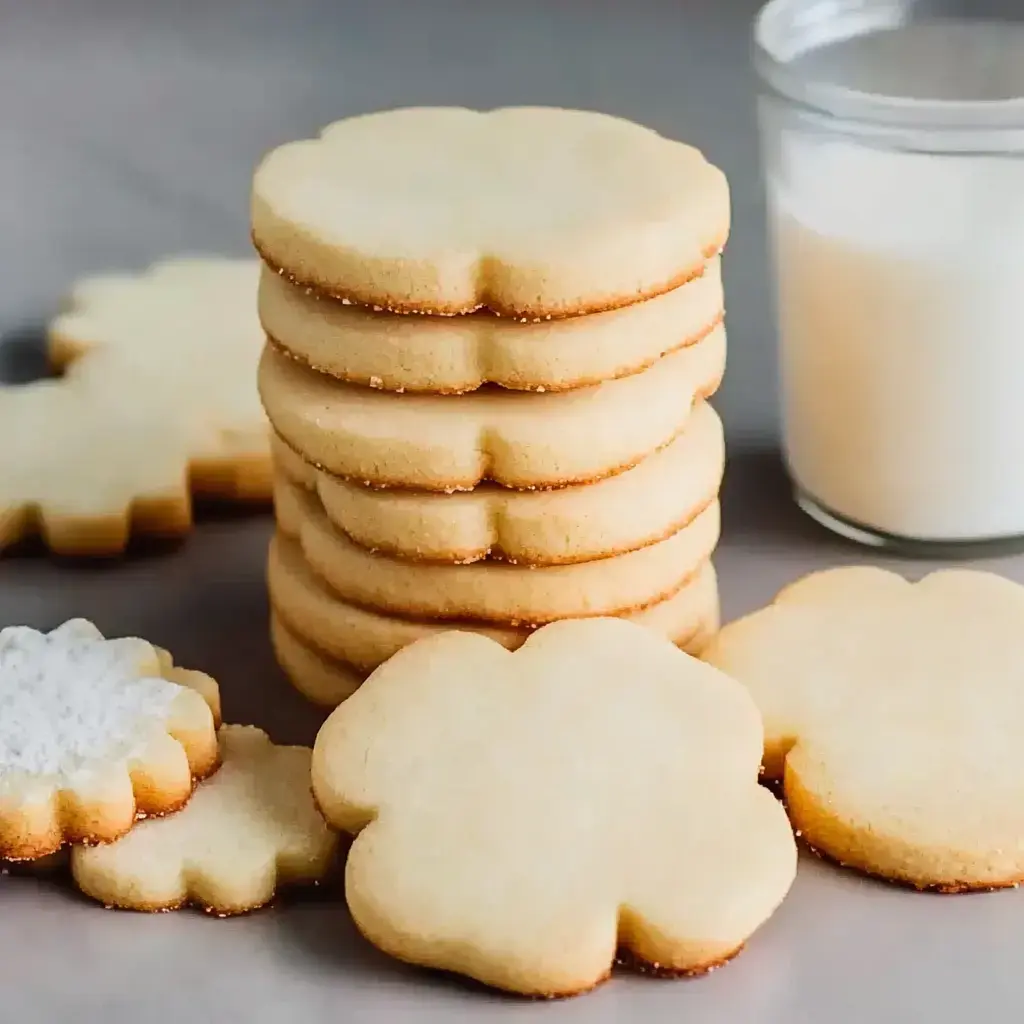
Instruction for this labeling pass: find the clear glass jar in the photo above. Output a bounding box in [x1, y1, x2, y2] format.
[754, 0, 1024, 555]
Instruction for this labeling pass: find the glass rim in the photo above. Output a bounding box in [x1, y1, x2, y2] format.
[753, 0, 1024, 129]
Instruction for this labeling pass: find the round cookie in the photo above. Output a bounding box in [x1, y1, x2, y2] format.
[276, 479, 719, 626]
[272, 400, 724, 565]
[251, 106, 729, 318]
[258, 258, 723, 394]
[258, 326, 725, 491]
[267, 531, 720, 703]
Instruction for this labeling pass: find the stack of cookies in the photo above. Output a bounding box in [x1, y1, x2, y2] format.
[252, 106, 730, 707]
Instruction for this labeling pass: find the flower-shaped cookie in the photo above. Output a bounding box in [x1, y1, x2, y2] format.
[72, 726, 339, 914]
[272, 399, 725, 566]
[0, 619, 220, 860]
[1, 372, 198, 555]
[258, 325, 724, 491]
[312, 619, 796, 997]
[251, 106, 729, 317]
[702, 566, 1024, 891]
[258, 256, 724, 394]
[2, 257, 268, 556]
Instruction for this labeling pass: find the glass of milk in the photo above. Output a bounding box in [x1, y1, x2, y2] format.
[755, 0, 1024, 554]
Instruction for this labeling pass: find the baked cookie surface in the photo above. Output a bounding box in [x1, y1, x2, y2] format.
[278, 478, 719, 626]
[0, 619, 220, 860]
[1, 257, 268, 556]
[272, 399, 724, 566]
[258, 325, 724, 491]
[252, 106, 729, 317]
[703, 567, 1024, 890]
[258, 257, 723, 394]
[266, 532, 720, 706]
[71, 725, 338, 914]
[312, 619, 795, 997]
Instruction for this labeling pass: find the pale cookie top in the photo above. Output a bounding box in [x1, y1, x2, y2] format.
[71, 725, 339, 913]
[251, 106, 730, 317]
[0, 373, 200, 522]
[0, 620, 189, 782]
[701, 568, 1024, 886]
[312, 619, 795, 996]
[1, 258, 268, 549]
[49, 257, 266, 456]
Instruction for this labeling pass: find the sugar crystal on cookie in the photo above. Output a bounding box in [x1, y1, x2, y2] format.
[0, 620, 180, 778]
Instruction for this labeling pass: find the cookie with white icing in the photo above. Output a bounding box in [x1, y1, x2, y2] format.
[0, 619, 220, 860]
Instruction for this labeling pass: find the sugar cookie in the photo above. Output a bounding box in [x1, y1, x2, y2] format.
[311, 620, 795, 996]
[2, 258, 268, 556]
[278, 479, 719, 625]
[703, 567, 1024, 891]
[266, 532, 720, 704]
[71, 725, 338, 914]
[270, 612, 364, 707]
[273, 400, 724, 565]
[258, 258, 723, 394]
[258, 326, 724, 491]
[252, 106, 729, 318]
[0, 620, 220, 860]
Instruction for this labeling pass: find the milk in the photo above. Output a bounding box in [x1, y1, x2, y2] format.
[767, 25, 1024, 543]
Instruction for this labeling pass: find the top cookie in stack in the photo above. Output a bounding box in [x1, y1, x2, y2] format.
[252, 107, 730, 706]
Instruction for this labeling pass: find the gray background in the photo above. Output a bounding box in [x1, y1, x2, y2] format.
[2, 0, 775, 443]
[11, 2, 1024, 1022]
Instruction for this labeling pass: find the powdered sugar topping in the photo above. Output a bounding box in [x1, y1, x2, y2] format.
[0, 619, 183, 780]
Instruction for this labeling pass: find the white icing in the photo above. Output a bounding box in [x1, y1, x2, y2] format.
[0, 619, 182, 780]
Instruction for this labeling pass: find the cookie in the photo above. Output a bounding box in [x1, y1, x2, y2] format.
[273, 400, 724, 565]
[0, 619, 220, 860]
[0, 375, 193, 555]
[278, 478, 720, 625]
[71, 725, 338, 914]
[251, 106, 729, 318]
[258, 325, 725, 491]
[2, 257, 268, 556]
[311, 619, 796, 996]
[258, 257, 724, 394]
[270, 612, 365, 707]
[702, 567, 1024, 891]
[267, 532, 720, 704]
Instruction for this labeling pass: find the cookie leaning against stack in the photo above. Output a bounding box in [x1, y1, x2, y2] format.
[252, 106, 731, 705]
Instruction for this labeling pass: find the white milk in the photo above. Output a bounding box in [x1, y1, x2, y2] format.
[772, 135, 1024, 542]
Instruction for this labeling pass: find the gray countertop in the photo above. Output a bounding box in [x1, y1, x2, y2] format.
[6, 0, 1024, 1019]
[5, 460, 1024, 1024]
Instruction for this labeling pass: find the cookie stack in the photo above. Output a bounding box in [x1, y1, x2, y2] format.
[252, 106, 730, 706]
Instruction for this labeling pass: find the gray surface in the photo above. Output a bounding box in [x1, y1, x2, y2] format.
[6, 465, 1024, 1023]
[7, 0, 1024, 1020]
[2, 0, 775, 442]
